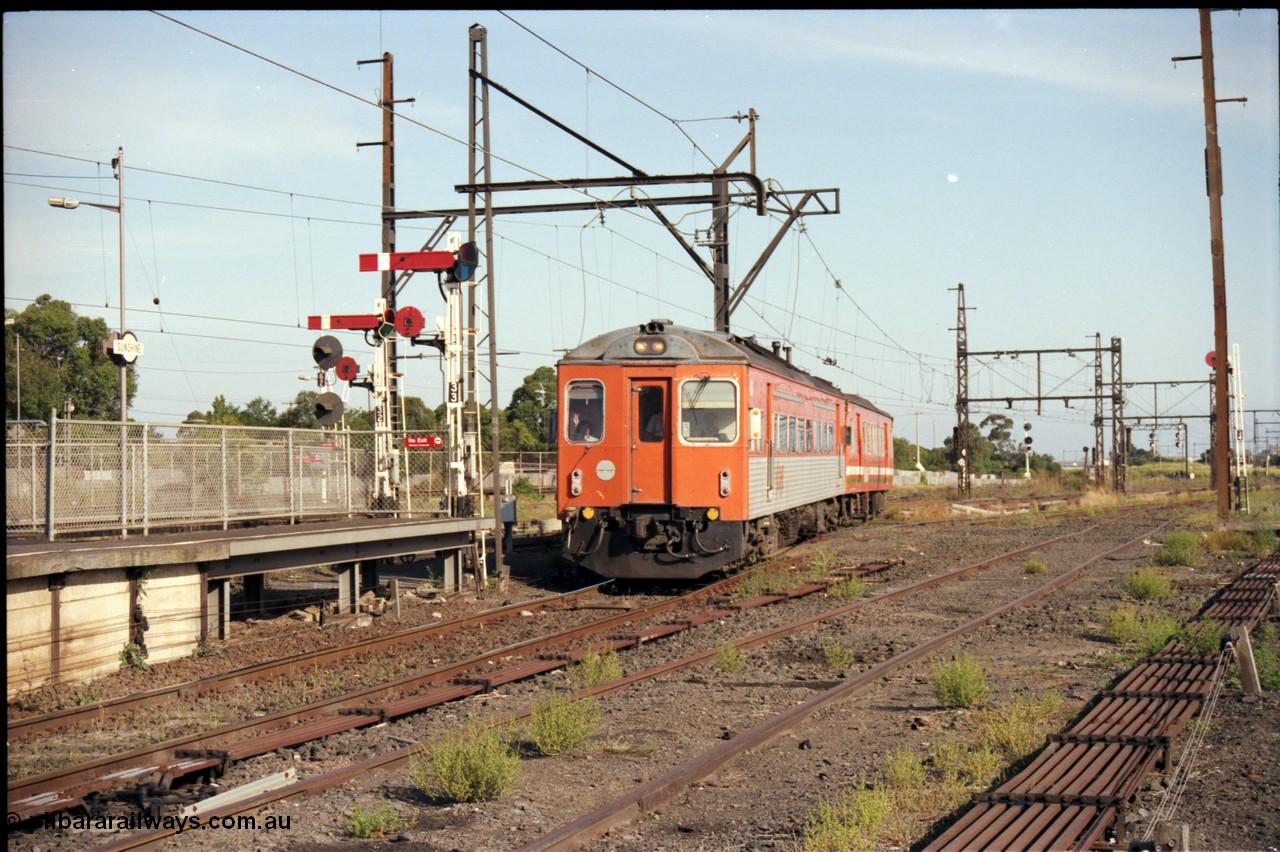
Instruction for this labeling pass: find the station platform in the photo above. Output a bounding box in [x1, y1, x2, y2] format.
[6, 515, 487, 698]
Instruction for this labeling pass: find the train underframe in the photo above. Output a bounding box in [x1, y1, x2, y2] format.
[563, 490, 887, 581]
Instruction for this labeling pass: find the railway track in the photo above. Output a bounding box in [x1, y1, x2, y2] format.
[6, 583, 614, 741]
[25, 505, 1203, 851]
[7, 552, 903, 825]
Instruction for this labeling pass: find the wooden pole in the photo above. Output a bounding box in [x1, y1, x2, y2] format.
[1230, 624, 1261, 695]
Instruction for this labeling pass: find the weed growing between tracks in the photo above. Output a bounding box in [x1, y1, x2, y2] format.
[527, 691, 601, 756]
[1103, 605, 1180, 658]
[343, 793, 406, 839]
[793, 691, 1071, 851]
[409, 721, 521, 803]
[930, 655, 992, 709]
[567, 650, 622, 689]
[1154, 531, 1204, 567]
[1122, 567, 1178, 600]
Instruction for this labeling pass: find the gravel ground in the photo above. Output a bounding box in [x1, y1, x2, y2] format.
[8, 505, 1278, 852]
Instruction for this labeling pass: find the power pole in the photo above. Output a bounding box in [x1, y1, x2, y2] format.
[469, 25, 504, 585]
[358, 53, 415, 508]
[1093, 333, 1106, 489]
[1174, 9, 1247, 516]
[1111, 336, 1126, 493]
[950, 283, 971, 495]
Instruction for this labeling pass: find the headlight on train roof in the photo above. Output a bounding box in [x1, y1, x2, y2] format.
[633, 336, 666, 356]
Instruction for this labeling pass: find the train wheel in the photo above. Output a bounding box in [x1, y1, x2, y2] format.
[749, 517, 777, 561]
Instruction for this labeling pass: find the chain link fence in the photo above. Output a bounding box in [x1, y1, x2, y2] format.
[5, 419, 451, 538]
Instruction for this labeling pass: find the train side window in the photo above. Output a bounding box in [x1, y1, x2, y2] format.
[565, 379, 604, 443]
[638, 385, 664, 442]
[680, 379, 738, 443]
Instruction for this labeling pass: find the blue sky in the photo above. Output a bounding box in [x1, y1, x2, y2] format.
[5, 10, 1277, 463]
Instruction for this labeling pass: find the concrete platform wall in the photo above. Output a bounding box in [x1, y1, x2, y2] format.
[6, 575, 57, 697]
[5, 565, 201, 700]
[141, 564, 203, 665]
[6, 570, 131, 698]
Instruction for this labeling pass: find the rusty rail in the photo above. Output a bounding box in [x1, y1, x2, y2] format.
[70, 513, 1166, 851]
[7, 558, 897, 825]
[515, 510, 1194, 850]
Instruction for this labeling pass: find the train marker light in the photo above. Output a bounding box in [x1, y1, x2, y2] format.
[633, 337, 667, 356]
[706, 507, 720, 521]
[581, 506, 595, 520]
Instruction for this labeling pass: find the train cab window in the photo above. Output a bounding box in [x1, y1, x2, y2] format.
[679, 378, 738, 443]
[565, 380, 604, 444]
[638, 385, 664, 442]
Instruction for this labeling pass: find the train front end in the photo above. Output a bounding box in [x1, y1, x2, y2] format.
[556, 321, 751, 580]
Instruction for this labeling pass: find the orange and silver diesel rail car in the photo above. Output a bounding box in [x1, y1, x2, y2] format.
[557, 320, 893, 580]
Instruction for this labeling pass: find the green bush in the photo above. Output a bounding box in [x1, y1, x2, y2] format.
[736, 565, 793, 600]
[409, 722, 520, 803]
[880, 745, 926, 790]
[1023, 559, 1047, 575]
[512, 476, 540, 500]
[528, 692, 601, 756]
[1153, 531, 1202, 567]
[1103, 605, 1179, 656]
[343, 794, 405, 839]
[976, 692, 1060, 762]
[567, 650, 622, 690]
[715, 643, 745, 674]
[1122, 568, 1177, 601]
[1204, 527, 1277, 558]
[1252, 624, 1280, 691]
[808, 547, 842, 580]
[119, 642, 149, 671]
[830, 576, 867, 602]
[1178, 620, 1227, 658]
[931, 655, 992, 709]
[798, 780, 890, 852]
[822, 640, 856, 672]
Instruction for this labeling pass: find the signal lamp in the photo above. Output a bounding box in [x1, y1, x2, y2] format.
[581, 507, 595, 520]
[314, 391, 345, 427]
[448, 241, 479, 283]
[705, 507, 719, 521]
[312, 335, 343, 369]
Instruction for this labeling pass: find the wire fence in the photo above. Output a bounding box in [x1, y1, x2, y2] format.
[3, 418, 531, 538]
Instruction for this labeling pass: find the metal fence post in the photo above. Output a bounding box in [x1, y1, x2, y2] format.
[345, 429, 353, 516]
[46, 410, 58, 540]
[220, 426, 228, 530]
[288, 430, 296, 521]
[142, 426, 150, 534]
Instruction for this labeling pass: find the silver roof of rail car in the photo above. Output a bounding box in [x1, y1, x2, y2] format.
[558, 320, 893, 420]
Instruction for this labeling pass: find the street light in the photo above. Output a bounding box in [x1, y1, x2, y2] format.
[4, 317, 17, 420]
[49, 147, 128, 537]
[48, 147, 127, 425]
